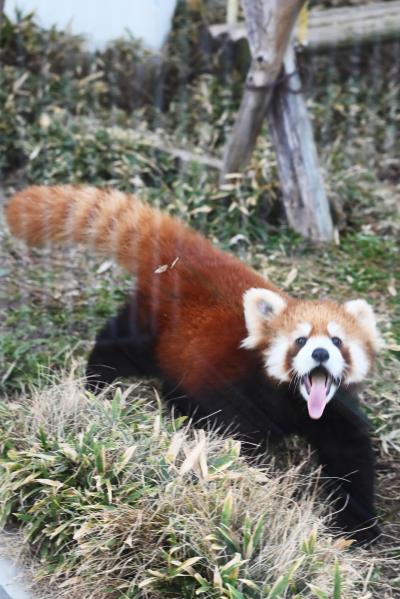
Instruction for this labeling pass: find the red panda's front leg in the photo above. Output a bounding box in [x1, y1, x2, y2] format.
[297, 392, 380, 544]
[162, 374, 294, 448]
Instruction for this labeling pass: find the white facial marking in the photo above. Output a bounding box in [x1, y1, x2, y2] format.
[292, 322, 312, 340]
[327, 321, 345, 340]
[264, 335, 291, 382]
[293, 335, 345, 380]
[346, 341, 370, 383]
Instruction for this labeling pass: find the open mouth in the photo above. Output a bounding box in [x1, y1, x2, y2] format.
[301, 367, 338, 420]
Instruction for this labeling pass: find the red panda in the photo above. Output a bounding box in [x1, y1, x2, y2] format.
[6, 185, 382, 543]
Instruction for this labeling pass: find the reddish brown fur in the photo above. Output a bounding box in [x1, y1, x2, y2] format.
[6, 185, 287, 392]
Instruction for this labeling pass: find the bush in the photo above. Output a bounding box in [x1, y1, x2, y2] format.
[0, 375, 388, 598]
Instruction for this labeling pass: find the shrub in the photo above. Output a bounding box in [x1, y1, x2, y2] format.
[0, 375, 387, 598]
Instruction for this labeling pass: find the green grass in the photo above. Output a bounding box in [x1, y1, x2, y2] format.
[0, 234, 131, 393]
[0, 8, 399, 598]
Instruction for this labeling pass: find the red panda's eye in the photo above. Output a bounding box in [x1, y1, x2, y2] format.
[331, 336, 343, 347]
[295, 336, 307, 348]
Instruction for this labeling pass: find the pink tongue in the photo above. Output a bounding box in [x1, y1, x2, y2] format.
[308, 376, 327, 419]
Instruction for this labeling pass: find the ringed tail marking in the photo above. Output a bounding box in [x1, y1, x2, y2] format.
[5, 185, 194, 274]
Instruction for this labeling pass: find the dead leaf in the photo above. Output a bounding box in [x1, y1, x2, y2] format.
[97, 260, 114, 274]
[219, 184, 236, 192]
[283, 267, 298, 289]
[387, 344, 400, 352]
[29, 145, 41, 161]
[170, 257, 180, 269]
[179, 438, 207, 476]
[229, 234, 249, 246]
[12, 71, 29, 93]
[39, 113, 52, 129]
[224, 172, 243, 180]
[388, 279, 397, 297]
[333, 537, 355, 550]
[190, 205, 212, 215]
[333, 228, 340, 245]
[154, 257, 180, 274]
[154, 264, 169, 274]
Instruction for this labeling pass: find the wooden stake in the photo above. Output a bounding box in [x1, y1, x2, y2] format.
[226, 0, 239, 25]
[267, 47, 334, 242]
[210, 1, 400, 50]
[220, 0, 306, 182]
[0, 0, 5, 28]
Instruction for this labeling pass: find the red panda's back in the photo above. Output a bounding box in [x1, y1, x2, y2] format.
[135, 233, 274, 394]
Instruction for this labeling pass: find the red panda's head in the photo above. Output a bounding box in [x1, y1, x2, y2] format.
[241, 288, 381, 420]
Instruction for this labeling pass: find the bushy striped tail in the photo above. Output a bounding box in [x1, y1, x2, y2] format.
[5, 185, 189, 274]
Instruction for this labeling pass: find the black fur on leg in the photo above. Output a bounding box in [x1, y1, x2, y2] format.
[86, 297, 159, 393]
[295, 390, 380, 545]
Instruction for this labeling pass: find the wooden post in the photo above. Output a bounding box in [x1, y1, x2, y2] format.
[226, 0, 239, 25]
[267, 47, 334, 242]
[220, 0, 306, 182]
[0, 0, 5, 28]
[219, 0, 334, 242]
[209, 2, 400, 49]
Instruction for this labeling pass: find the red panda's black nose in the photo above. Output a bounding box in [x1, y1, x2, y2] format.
[312, 348, 329, 363]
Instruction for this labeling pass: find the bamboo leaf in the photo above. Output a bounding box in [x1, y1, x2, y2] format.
[179, 438, 206, 476]
[35, 478, 64, 489]
[307, 585, 328, 599]
[213, 566, 223, 589]
[165, 433, 184, 464]
[221, 489, 234, 527]
[216, 525, 241, 554]
[265, 573, 291, 599]
[225, 583, 247, 599]
[176, 556, 203, 573]
[333, 560, 342, 599]
[115, 445, 137, 474]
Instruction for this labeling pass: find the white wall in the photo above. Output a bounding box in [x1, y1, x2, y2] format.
[5, 0, 177, 49]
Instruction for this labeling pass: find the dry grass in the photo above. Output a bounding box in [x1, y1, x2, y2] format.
[0, 374, 396, 599]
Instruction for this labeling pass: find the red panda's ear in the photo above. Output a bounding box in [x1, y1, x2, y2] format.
[344, 299, 383, 351]
[241, 288, 287, 349]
